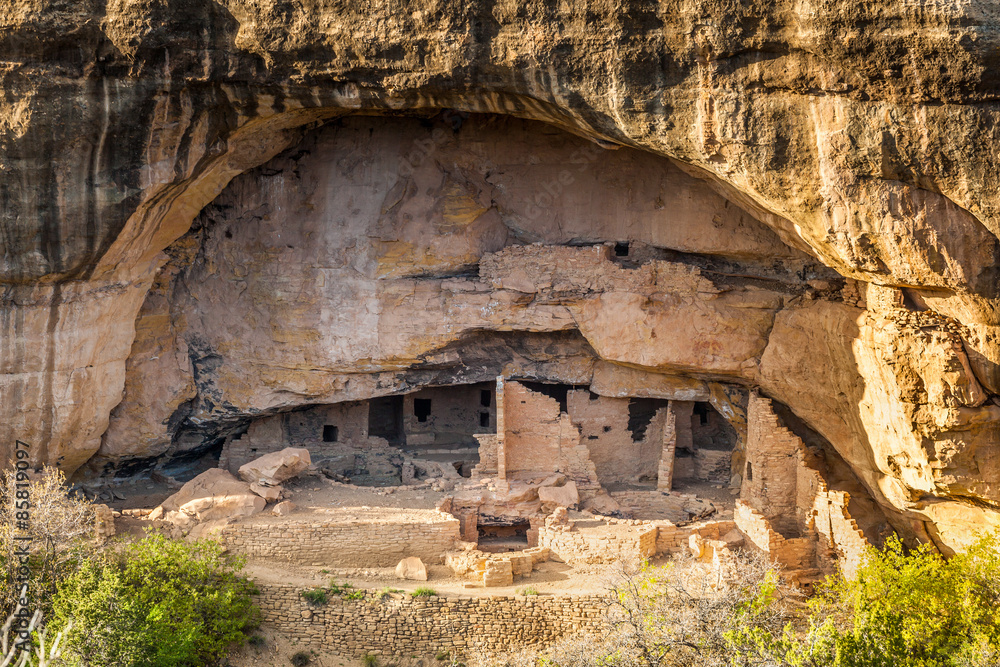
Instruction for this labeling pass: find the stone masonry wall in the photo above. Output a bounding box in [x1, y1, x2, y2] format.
[221, 511, 461, 567]
[221, 401, 370, 473]
[254, 584, 607, 657]
[501, 381, 600, 491]
[566, 390, 663, 486]
[655, 519, 737, 554]
[502, 381, 563, 477]
[741, 395, 800, 534]
[539, 521, 657, 564]
[737, 394, 870, 576]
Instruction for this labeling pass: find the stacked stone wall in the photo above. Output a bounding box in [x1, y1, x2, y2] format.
[654, 519, 737, 554]
[222, 512, 461, 567]
[539, 521, 657, 564]
[740, 394, 871, 576]
[254, 584, 607, 656]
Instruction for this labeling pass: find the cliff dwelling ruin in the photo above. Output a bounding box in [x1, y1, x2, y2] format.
[67, 112, 906, 659]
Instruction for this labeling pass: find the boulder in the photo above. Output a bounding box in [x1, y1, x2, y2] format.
[250, 482, 283, 501]
[238, 447, 312, 485]
[272, 500, 296, 516]
[538, 480, 579, 509]
[155, 468, 265, 524]
[395, 557, 428, 581]
[582, 491, 621, 515]
[502, 481, 540, 504]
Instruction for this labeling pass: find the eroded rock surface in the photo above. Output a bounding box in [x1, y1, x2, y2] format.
[3, 3, 1000, 552]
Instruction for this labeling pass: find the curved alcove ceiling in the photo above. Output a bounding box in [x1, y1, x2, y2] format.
[3, 0, 1000, 552]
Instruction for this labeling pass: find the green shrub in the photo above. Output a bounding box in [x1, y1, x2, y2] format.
[411, 587, 437, 598]
[343, 589, 366, 601]
[290, 650, 311, 666]
[362, 654, 378, 667]
[328, 580, 353, 594]
[779, 532, 1000, 667]
[374, 587, 402, 601]
[247, 634, 266, 648]
[300, 588, 328, 605]
[518, 586, 539, 596]
[49, 531, 259, 667]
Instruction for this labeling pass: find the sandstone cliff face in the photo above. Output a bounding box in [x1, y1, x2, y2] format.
[3, 1, 1000, 551]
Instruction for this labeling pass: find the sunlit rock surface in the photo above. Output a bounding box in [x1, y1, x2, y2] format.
[4, 1, 1000, 552]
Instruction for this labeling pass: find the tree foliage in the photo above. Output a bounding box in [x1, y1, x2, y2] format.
[50, 532, 259, 667]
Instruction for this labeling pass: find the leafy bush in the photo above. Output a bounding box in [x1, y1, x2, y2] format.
[518, 587, 539, 596]
[49, 532, 259, 666]
[771, 532, 1000, 667]
[411, 587, 437, 598]
[290, 650, 311, 666]
[300, 589, 329, 605]
[343, 589, 366, 601]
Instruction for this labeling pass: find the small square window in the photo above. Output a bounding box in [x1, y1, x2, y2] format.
[479, 412, 490, 428]
[323, 425, 338, 442]
[414, 398, 432, 423]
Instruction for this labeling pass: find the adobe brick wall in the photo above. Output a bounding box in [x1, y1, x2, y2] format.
[254, 584, 608, 657]
[738, 394, 870, 576]
[539, 520, 657, 564]
[565, 390, 663, 486]
[221, 511, 461, 567]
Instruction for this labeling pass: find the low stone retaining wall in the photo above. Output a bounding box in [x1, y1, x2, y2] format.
[539, 519, 657, 564]
[222, 510, 461, 566]
[254, 584, 608, 656]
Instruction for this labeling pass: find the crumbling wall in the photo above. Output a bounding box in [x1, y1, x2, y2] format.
[471, 434, 498, 477]
[738, 394, 870, 576]
[566, 390, 662, 487]
[502, 381, 563, 477]
[253, 586, 607, 656]
[220, 402, 370, 473]
[403, 384, 494, 447]
[538, 519, 657, 564]
[655, 519, 738, 554]
[500, 381, 599, 490]
[221, 510, 461, 566]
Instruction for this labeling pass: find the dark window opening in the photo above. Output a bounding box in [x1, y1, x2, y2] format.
[249, 448, 258, 454]
[479, 412, 490, 428]
[478, 519, 531, 553]
[480, 389, 492, 407]
[627, 397, 669, 442]
[901, 288, 929, 312]
[587, 435, 599, 440]
[746, 462, 753, 481]
[368, 395, 404, 445]
[614, 242, 630, 257]
[520, 381, 573, 413]
[694, 402, 710, 425]
[603, 425, 612, 433]
[322, 425, 338, 442]
[589, 391, 601, 401]
[414, 398, 432, 423]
